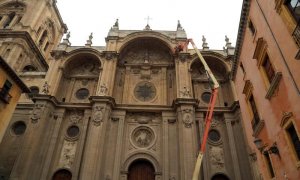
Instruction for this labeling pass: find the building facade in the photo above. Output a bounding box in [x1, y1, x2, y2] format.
[0, 56, 30, 143]
[233, 0, 300, 179]
[0, 0, 255, 180]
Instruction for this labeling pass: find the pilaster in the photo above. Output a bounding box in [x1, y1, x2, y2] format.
[10, 96, 55, 179]
[97, 51, 118, 96]
[175, 53, 193, 99]
[173, 98, 198, 179]
[224, 113, 242, 180]
[79, 96, 116, 179]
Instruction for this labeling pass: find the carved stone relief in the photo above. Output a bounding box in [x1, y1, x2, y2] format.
[209, 146, 225, 169]
[59, 140, 77, 168]
[122, 46, 172, 65]
[126, 112, 161, 124]
[182, 109, 193, 128]
[99, 83, 108, 95]
[179, 87, 192, 98]
[30, 104, 45, 123]
[92, 106, 104, 126]
[69, 61, 100, 76]
[131, 126, 155, 148]
[69, 110, 83, 124]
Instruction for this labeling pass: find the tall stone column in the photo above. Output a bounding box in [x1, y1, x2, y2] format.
[224, 113, 242, 180]
[112, 111, 126, 180]
[96, 51, 118, 96]
[10, 97, 55, 179]
[175, 53, 193, 99]
[174, 99, 198, 179]
[40, 110, 65, 179]
[79, 96, 115, 179]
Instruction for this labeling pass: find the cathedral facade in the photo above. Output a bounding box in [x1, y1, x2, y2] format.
[0, 0, 254, 179]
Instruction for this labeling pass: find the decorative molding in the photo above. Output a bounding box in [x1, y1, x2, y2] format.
[249, 152, 257, 161]
[92, 106, 104, 126]
[280, 111, 293, 127]
[69, 110, 83, 124]
[275, 0, 284, 14]
[209, 146, 225, 169]
[242, 80, 253, 99]
[30, 103, 45, 123]
[252, 120, 265, 137]
[253, 37, 267, 63]
[102, 51, 118, 60]
[179, 86, 192, 98]
[265, 72, 282, 99]
[182, 108, 193, 128]
[131, 126, 155, 148]
[178, 53, 190, 62]
[168, 118, 176, 124]
[111, 117, 120, 122]
[99, 83, 108, 96]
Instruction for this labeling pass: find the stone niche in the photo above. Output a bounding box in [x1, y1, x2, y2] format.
[124, 112, 161, 156]
[56, 53, 101, 103]
[115, 38, 175, 105]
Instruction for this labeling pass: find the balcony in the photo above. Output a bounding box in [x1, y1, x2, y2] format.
[0, 88, 12, 104]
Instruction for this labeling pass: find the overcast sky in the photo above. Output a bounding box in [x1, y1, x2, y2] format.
[56, 0, 243, 50]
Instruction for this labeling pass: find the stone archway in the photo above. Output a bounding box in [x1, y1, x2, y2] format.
[211, 173, 230, 180]
[52, 169, 72, 180]
[128, 159, 155, 180]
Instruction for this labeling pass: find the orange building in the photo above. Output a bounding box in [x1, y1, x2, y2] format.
[233, 0, 300, 179]
[0, 56, 30, 143]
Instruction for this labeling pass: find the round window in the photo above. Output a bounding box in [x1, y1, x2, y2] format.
[12, 121, 26, 135]
[76, 88, 89, 99]
[201, 92, 211, 103]
[66, 125, 80, 138]
[208, 129, 220, 142]
[134, 82, 156, 102]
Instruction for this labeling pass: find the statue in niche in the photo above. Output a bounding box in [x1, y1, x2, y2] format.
[93, 106, 104, 126]
[42, 81, 49, 95]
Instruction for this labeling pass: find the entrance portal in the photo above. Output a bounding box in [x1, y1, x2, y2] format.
[128, 160, 155, 180]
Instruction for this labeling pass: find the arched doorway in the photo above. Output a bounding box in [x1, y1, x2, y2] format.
[128, 160, 155, 180]
[52, 169, 72, 180]
[211, 173, 230, 180]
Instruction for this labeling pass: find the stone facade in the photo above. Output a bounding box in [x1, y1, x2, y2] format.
[0, 0, 254, 179]
[233, 0, 300, 179]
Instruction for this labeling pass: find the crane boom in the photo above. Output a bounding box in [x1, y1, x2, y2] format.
[175, 39, 219, 180]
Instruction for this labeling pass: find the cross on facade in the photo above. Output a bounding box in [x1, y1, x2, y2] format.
[144, 16, 152, 25]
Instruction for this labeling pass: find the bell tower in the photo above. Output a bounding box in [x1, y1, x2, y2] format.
[0, 0, 67, 72]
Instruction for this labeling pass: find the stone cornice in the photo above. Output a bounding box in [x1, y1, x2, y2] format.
[172, 98, 199, 109]
[0, 56, 30, 93]
[0, 30, 49, 70]
[231, 0, 251, 80]
[89, 96, 116, 108]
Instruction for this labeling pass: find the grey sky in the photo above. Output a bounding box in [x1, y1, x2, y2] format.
[57, 0, 243, 49]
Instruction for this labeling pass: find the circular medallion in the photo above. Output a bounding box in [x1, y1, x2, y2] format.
[201, 92, 211, 103]
[131, 126, 155, 148]
[67, 125, 80, 138]
[134, 82, 156, 102]
[76, 88, 89, 99]
[208, 129, 221, 142]
[11, 121, 26, 135]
